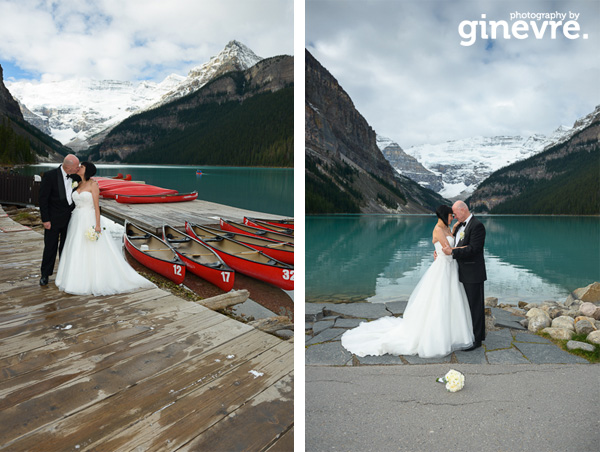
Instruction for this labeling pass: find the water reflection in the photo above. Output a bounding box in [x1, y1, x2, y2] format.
[306, 215, 600, 304]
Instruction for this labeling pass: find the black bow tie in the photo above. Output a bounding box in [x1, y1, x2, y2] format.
[66, 174, 71, 179]
[458, 222, 466, 228]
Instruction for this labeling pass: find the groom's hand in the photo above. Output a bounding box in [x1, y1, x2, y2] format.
[43, 221, 51, 230]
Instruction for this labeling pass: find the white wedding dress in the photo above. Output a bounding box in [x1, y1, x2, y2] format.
[55, 191, 155, 296]
[341, 236, 474, 358]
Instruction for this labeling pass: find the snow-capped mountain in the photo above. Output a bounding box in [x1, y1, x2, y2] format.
[6, 40, 263, 151]
[151, 40, 262, 108]
[382, 127, 572, 199]
[377, 135, 443, 192]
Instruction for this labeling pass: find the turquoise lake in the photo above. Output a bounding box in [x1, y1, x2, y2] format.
[306, 215, 600, 304]
[20, 164, 293, 217]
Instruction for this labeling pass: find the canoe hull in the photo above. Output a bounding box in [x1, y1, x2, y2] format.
[162, 226, 234, 291]
[186, 222, 294, 290]
[123, 222, 185, 285]
[116, 191, 198, 204]
[219, 218, 294, 245]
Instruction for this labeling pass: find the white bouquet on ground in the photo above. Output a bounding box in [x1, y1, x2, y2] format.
[436, 369, 465, 392]
[85, 226, 100, 241]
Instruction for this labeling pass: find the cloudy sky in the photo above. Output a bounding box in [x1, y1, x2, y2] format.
[306, 0, 599, 148]
[0, 0, 293, 83]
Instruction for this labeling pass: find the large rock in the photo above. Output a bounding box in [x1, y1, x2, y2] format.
[587, 330, 600, 344]
[542, 327, 574, 340]
[566, 340, 596, 352]
[528, 315, 551, 332]
[579, 302, 600, 320]
[485, 297, 498, 307]
[551, 316, 575, 331]
[573, 282, 600, 302]
[526, 308, 550, 319]
[574, 317, 597, 335]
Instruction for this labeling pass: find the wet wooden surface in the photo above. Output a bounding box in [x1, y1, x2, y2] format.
[0, 208, 293, 451]
[99, 198, 286, 235]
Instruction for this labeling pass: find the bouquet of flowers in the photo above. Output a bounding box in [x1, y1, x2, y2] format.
[85, 226, 100, 241]
[436, 369, 465, 392]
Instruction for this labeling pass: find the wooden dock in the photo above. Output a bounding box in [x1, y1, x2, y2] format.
[0, 208, 293, 451]
[99, 198, 287, 235]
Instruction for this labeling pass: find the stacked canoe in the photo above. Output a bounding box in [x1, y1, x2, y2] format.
[94, 176, 197, 204]
[123, 217, 294, 291]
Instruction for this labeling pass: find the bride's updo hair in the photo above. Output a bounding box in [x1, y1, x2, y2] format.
[81, 162, 97, 181]
[436, 205, 453, 226]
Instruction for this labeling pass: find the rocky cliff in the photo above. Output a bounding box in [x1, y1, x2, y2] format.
[467, 106, 600, 215]
[0, 65, 71, 164]
[305, 50, 446, 214]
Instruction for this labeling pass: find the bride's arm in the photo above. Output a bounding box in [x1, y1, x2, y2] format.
[91, 181, 101, 232]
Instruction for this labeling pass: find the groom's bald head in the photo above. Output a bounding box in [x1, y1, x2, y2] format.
[452, 201, 470, 222]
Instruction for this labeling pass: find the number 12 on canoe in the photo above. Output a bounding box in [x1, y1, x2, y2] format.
[282, 269, 294, 281]
[173, 264, 183, 276]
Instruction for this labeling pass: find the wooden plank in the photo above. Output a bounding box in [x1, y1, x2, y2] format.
[3, 329, 284, 451]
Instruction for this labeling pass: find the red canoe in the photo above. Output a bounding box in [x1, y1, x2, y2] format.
[185, 222, 294, 291]
[116, 191, 198, 204]
[244, 217, 294, 230]
[162, 225, 234, 291]
[102, 185, 178, 199]
[243, 217, 294, 235]
[123, 221, 185, 285]
[202, 224, 294, 265]
[220, 218, 294, 245]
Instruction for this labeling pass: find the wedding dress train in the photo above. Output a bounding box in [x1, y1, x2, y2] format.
[341, 236, 474, 358]
[55, 190, 155, 296]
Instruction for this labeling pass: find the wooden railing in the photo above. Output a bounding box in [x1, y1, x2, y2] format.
[0, 172, 40, 206]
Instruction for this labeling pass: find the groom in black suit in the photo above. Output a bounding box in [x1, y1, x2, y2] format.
[443, 200, 487, 350]
[39, 154, 80, 286]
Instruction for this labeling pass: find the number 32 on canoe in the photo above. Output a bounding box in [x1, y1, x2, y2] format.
[282, 269, 294, 281]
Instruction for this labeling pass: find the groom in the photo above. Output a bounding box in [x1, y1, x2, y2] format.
[39, 154, 80, 286]
[443, 200, 487, 350]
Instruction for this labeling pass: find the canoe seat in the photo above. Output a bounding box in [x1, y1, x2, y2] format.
[128, 234, 150, 240]
[167, 238, 191, 243]
[204, 237, 224, 242]
[204, 262, 222, 268]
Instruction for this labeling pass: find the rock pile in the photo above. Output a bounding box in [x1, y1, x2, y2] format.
[500, 282, 600, 350]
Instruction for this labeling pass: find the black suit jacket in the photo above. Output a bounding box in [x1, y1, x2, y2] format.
[39, 166, 75, 228]
[452, 216, 487, 284]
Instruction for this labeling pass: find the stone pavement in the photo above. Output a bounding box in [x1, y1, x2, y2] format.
[305, 301, 590, 365]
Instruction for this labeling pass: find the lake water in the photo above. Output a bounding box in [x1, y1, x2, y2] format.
[19, 164, 293, 217]
[306, 215, 600, 305]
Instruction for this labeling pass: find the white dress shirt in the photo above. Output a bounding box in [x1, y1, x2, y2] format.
[61, 166, 73, 205]
[456, 214, 473, 244]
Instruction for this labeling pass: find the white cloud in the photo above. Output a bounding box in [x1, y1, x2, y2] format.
[306, 0, 600, 147]
[0, 0, 293, 82]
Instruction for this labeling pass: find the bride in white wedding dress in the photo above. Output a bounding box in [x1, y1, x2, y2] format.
[341, 205, 474, 358]
[55, 162, 155, 296]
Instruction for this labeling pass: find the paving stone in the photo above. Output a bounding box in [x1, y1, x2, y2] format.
[312, 320, 335, 335]
[305, 322, 313, 331]
[402, 354, 452, 364]
[513, 332, 553, 344]
[306, 327, 345, 345]
[454, 347, 487, 364]
[487, 348, 530, 364]
[306, 303, 325, 322]
[491, 308, 526, 330]
[514, 342, 589, 364]
[333, 318, 365, 329]
[305, 341, 353, 366]
[484, 329, 513, 350]
[322, 302, 391, 319]
[385, 300, 408, 315]
[357, 354, 405, 365]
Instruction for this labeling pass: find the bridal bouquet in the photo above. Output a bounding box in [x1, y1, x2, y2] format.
[436, 369, 465, 392]
[85, 226, 100, 241]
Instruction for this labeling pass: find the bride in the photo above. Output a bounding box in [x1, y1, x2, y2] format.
[341, 205, 474, 358]
[55, 162, 155, 296]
